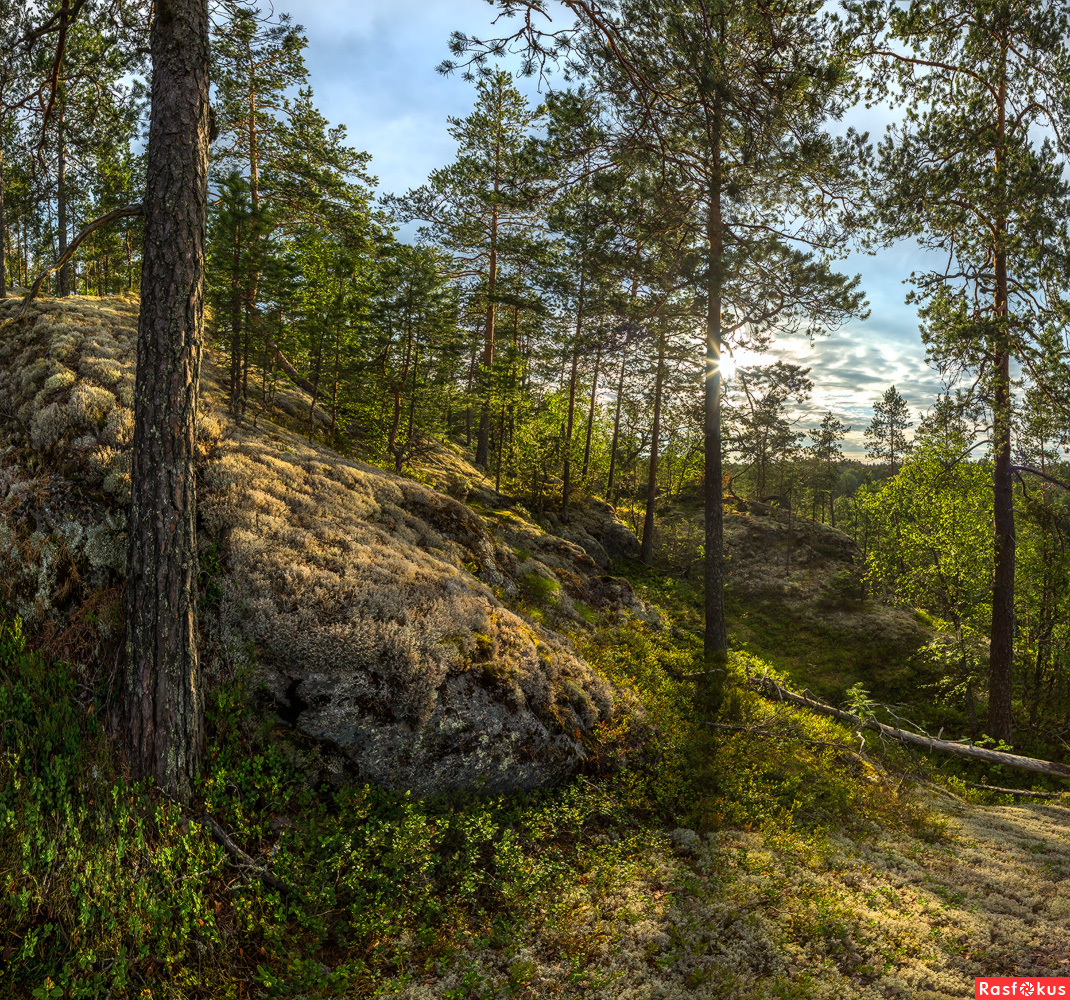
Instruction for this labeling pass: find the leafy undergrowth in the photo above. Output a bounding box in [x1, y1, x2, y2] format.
[2, 565, 1070, 999]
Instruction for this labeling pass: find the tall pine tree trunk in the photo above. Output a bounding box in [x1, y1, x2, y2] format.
[124, 0, 210, 805]
[989, 293, 1015, 744]
[475, 205, 499, 468]
[229, 228, 243, 414]
[581, 347, 601, 482]
[704, 161, 728, 690]
[561, 272, 585, 523]
[640, 329, 666, 565]
[988, 47, 1015, 746]
[0, 150, 6, 298]
[57, 107, 70, 297]
[607, 345, 628, 501]
[828, 457, 836, 528]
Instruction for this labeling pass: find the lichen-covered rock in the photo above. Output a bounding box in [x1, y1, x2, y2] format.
[405, 438, 643, 568]
[541, 500, 642, 563]
[199, 419, 626, 794]
[0, 293, 636, 795]
[0, 297, 143, 633]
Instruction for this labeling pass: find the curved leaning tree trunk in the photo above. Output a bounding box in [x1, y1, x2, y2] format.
[124, 0, 210, 804]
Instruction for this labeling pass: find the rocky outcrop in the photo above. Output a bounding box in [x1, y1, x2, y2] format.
[0, 294, 640, 796]
[720, 498, 862, 600]
[0, 293, 650, 795]
[652, 497, 933, 699]
[538, 500, 642, 567]
[653, 497, 865, 600]
[199, 422, 631, 795]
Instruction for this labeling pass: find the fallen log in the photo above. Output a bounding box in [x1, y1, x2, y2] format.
[750, 676, 1070, 781]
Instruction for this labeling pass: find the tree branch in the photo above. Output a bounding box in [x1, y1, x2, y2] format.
[200, 814, 301, 897]
[1011, 466, 1070, 493]
[751, 675, 1070, 780]
[0, 203, 144, 327]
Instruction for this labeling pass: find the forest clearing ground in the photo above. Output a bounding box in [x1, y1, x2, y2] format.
[0, 299, 1068, 997]
[2, 499, 1069, 999]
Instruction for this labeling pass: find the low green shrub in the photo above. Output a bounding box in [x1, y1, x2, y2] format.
[0, 558, 952, 998]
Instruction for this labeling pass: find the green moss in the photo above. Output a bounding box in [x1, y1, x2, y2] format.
[520, 570, 559, 605]
[573, 600, 597, 624]
[724, 589, 932, 710]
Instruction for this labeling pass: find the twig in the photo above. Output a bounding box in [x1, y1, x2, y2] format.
[914, 778, 968, 804]
[200, 814, 299, 898]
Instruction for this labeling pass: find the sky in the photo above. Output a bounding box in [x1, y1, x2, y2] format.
[293, 0, 946, 456]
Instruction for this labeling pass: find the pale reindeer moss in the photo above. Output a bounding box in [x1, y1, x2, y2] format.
[389, 798, 1070, 999]
[0, 292, 630, 794]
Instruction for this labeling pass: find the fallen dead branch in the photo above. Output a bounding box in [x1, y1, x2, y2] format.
[200, 814, 299, 897]
[750, 676, 1070, 781]
[965, 782, 1067, 800]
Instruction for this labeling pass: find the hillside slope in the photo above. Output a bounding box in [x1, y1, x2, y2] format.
[0, 293, 645, 794]
[655, 497, 937, 707]
[2, 294, 1068, 1000]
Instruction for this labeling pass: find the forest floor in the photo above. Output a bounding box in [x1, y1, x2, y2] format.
[1, 294, 1069, 999]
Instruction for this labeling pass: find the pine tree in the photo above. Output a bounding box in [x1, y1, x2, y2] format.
[125, 0, 210, 804]
[34, 0, 143, 295]
[211, 5, 307, 213]
[865, 385, 912, 474]
[864, 0, 1070, 743]
[448, 1, 870, 688]
[587, 1, 867, 685]
[389, 70, 546, 470]
[809, 411, 851, 525]
[729, 362, 814, 500]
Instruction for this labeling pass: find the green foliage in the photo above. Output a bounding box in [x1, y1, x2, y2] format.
[857, 426, 992, 629]
[0, 619, 221, 998]
[519, 569, 560, 604]
[0, 551, 958, 998]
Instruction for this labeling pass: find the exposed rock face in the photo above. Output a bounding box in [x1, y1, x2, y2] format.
[539, 500, 642, 567]
[0, 294, 638, 795]
[0, 297, 140, 637]
[720, 498, 862, 601]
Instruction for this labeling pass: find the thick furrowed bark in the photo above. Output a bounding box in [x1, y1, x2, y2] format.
[562, 275, 584, 524]
[124, 0, 209, 805]
[606, 345, 628, 499]
[581, 348, 600, 482]
[0, 151, 6, 298]
[986, 42, 1016, 747]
